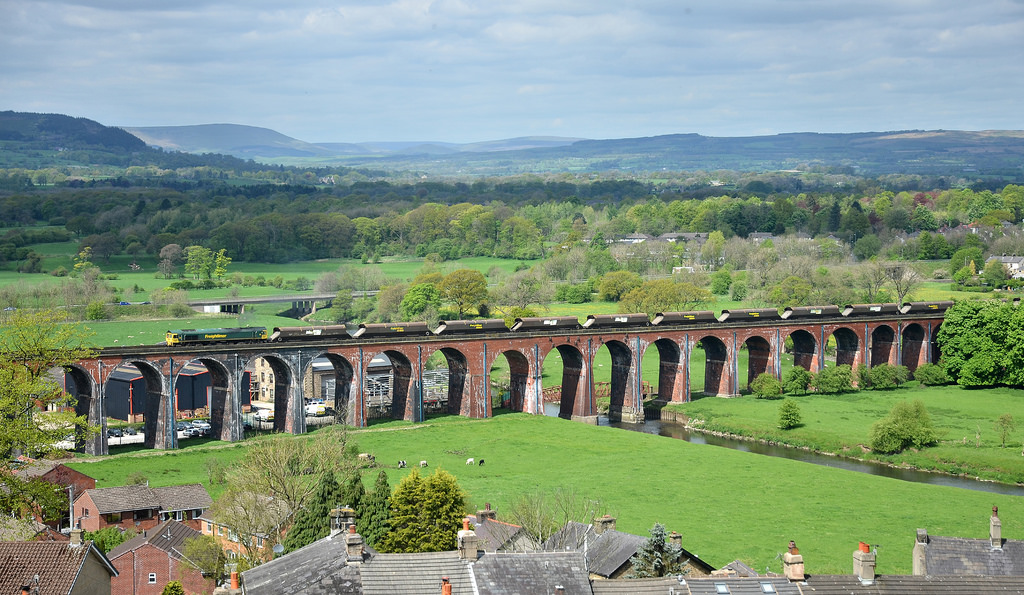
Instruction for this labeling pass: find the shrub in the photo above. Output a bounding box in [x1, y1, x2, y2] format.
[778, 399, 802, 430]
[751, 373, 782, 399]
[913, 362, 951, 386]
[868, 399, 938, 454]
[554, 283, 591, 304]
[85, 301, 107, 321]
[868, 364, 910, 390]
[813, 364, 855, 394]
[782, 368, 812, 395]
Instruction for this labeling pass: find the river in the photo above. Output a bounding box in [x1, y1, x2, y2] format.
[542, 403, 1024, 496]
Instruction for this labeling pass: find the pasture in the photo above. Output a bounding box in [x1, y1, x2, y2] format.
[66, 412, 1024, 576]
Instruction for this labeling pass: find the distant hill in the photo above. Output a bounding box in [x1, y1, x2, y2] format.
[123, 123, 338, 158]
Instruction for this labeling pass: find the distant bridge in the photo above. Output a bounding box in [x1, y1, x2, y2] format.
[187, 291, 376, 315]
[64, 303, 946, 455]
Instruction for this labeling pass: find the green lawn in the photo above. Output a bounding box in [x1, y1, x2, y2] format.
[664, 383, 1024, 484]
[66, 413, 1024, 576]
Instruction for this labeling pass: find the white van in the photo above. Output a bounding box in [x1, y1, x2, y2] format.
[253, 406, 274, 422]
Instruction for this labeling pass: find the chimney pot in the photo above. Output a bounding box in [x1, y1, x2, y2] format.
[783, 541, 804, 581]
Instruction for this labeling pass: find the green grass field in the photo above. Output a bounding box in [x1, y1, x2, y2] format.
[66, 413, 1024, 576]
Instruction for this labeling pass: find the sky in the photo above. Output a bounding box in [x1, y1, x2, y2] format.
[2, 1, 1022, 144]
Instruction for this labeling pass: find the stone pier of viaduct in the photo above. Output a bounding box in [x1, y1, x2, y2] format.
[65, 310, 944, 454]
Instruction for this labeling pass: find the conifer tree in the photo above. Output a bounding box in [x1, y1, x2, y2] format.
[377, 468, 466, 553]
[356, 470, 391, 548]
[627, 523, 691, 578]
[338, 470, 365, 512]
[282, 471, 341, 553]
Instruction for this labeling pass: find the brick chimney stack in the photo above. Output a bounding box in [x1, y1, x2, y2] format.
[782, 540, 804, 581]
[69, 527, 84, 547]
[992, 506, 1003, 549]
[669, 531, 683, 549]
[458, 519, 479, 560]
[477, 502, 496, 522]
[853, 542, 876, 585]
[593, 514, 616, 535]
[345, 524, 364, 563]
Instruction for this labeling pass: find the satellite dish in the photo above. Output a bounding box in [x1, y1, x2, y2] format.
[272, 543, 284, 554]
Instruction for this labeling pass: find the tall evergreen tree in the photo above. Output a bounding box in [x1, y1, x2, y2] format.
[282, 471, 341, 553]
[627, 523, 691, 578]
[356, 470, 391, 548]
[338, 471, 365, 512]
[377, 468, 466, 553]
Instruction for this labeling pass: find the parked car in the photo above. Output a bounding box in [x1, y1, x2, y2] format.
[106, 428, 123, 438]
[122, 427, 137, 436]
[191, 420, 211, 430]
[305, 403, 326, 417]
[175, 421, 193, 432]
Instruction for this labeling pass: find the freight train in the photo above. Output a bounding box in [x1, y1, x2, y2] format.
[162, 301, 952, 347]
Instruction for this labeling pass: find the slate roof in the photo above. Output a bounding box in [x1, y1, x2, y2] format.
[915, 535, 1024, 576]
[591, 576, 799, 595]
[107, 519, 200, 561]
[803, 574, 1024, 594]
[79, 483, 212, 514]
[473, 551, 590, 595]
[241, 532, 363, 595]
[360, 551, 474, 595]
[0, 540, 117, 595]
[472, 517, 528, 552]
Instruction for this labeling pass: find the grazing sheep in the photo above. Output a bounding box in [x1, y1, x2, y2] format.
[358, 453, 375, 463]
[478, 459, 485, 466]
[466, 458, 474, 465]
[420, 460, 428, 467]
[398, 460, 407, 468]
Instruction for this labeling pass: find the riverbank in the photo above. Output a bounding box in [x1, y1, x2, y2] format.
[657, 383, 1024, 485]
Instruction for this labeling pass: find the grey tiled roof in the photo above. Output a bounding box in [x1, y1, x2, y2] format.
[805, 574, 1024, 594]
[0, 541, 116, 595]
[361, 551, 474, 595]
[472, 518, 527, 552]
[241, 532, 362, 595]
[107, 519, 201, 561]
[153, 483, 213, 512]
[916, 535, 1024, 576]
[591, 576, 800, 595]
[474, 551, 590, 595]
[80, 483, 211, 515]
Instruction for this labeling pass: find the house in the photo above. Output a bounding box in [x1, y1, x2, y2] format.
[73, 484, 212, 533]
[15, 461, 96, 531]
[106, 519, 214, 595]
[466, 503, 533, 552]
[0, 528, 118, 595]
[986, 255, 1024, 279]
[912, 506, 1024, 576]
[545, 515, 714, 579]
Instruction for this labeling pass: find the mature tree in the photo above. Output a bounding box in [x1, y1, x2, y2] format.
[884, 262, 922, 304]
[868, 400, 938, 454]
[400, 283, 442, 321]
[627, 523, 691, 578]
[938, 300, 1016, 387]
[504, 487, 604, 552]
[491, 269, 552, 310]
[207, 488, 291, 567]
[377, 468, 466, 553]
[782, 367, 812, 395]
[0, 310, 97, 467]
[82, 527, 138, 554]
[184, 245, 215, 279]
[356, 470, 391, 548]
[213, 248, 232, 279]
[767, 275, 812, 307]
[983, 259, 1008, 288]
[158, 243, 183, 278]
[618, 279, 712, 317]
[438, 269, 488, 318]
[227, 426, 358, 515]
[597, 270, 643, 302]
[180, 534, 226, 582]
[283, 471, 341, 553]
[375, 283, 408, 323]
[856, 260, 891, 302]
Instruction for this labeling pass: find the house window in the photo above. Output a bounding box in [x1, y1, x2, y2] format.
[715, 585, 730, 594]
[760, 584, 776, 594]
[83, 508, 90, 517]
[256, 536, 264, 548]
[148, 573, 157, 584]
[160, 512, 169, 521]
[193, 509, 203, 519]
[105, 513, 121, 523]
[206, 522, 213, 532]
[218, 526, 224, 536]
[137, 509, 153, 520]
[174, 510, 184, 521]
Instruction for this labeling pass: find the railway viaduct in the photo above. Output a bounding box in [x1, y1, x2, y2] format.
[66, 308, 945, 455]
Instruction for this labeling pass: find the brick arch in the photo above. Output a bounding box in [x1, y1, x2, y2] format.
[361, 349, 413, 422]
[870, 325, 896, 367]
[66, 365, 103, 455]
[108, 359, 169, 449]
[600, 339, 636, 423]
[488, 349, 530, 414]
[173, 357, 231, 440]
[829, 327, 860, 368]
[434, 347, 468, 416]
[646, 338, 686, 403]
[541, 344, 585, 419]
[930, 323, 943, 364]
[307, 353, 355, 425]
[243, 353, 298, 432]
[742, 336, 773, 390]
[901, 323, 928, 372]
[695, 335, 729, 396]
[787, 329, 817, 372]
